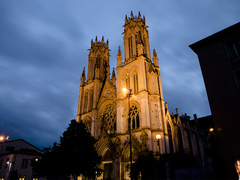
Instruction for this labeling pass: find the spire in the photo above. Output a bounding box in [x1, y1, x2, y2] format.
[82, 67, 85, 77]
[165, 102, 168, 109]
[117, 46, 122, 67]
[138, 11, 141, 19]
[80, 67, 86, 86]
[111, 67, 116, 86]
[117, 46, 122, 56]
[102, 36, 104, 43]
[153, 49, 159, 67]
[175, 108, 178, 115]
[131, 11, 133, 19]
[95, 36, 97, 43]
[112, 67, 116, 78]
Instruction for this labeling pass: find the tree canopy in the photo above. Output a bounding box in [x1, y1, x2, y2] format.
[31, 119, 102, 179]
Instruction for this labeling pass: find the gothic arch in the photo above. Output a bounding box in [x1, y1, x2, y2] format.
[98, 101, 116, 135]
[122, 69, 130, 89]
[83, 89, 89, 113]
[123, 100, 141, 132]
[121, 137, 141, 162]
[82, 116, 92, 132]
[97, 141, 113, 160]
[130, 66, 139, 94]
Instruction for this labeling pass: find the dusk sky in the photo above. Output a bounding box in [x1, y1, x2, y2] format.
[1, 1, 240, 149]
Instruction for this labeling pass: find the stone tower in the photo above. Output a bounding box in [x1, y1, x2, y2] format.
[76, 12, 206, 180]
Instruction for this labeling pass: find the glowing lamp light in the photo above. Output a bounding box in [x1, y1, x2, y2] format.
[210, 128, 214, 132]
[156, 134, 161, 140]
[0, 136, 9, 141]
[123, 88, 127, 92]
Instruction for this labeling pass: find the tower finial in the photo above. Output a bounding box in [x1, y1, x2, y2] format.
[176, 108, 178, 114]
[82, 67, 85, 77]
[117, 46, 122, 56]
[131, 11, 133, 19]
[102, 36, 104, 43]
[138, 11, 141, 19]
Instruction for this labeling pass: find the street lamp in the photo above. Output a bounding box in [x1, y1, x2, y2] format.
[0, 135, 9, 154]
[123, 88, 133, 179]
[156, 134, 161, 155]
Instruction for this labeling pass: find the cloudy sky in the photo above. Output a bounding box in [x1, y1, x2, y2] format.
[1, 0, 239, 149]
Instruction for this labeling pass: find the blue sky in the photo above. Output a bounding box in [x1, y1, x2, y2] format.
[1, 0, 239, 149]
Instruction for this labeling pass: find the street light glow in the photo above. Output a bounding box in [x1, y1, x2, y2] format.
[0, 135, 9, 141]
[156, 134, 161, 140]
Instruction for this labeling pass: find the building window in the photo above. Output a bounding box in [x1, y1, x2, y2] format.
[126, 73, 130, 89]
[225, 41, 240, 61]
[129, 105, 140, 130]
[133, 73, 139, 94]
[143, 37, 147, 55]
[84, 92, 88, 113]
[19, 175, 25, 180]
[83, 118, 91, 132]
[89, 89, 94, 110]
[101, 104, 116, 134]
[128, 36, 133, 58]
[21, 159, 28, 169]
[135, 34, 138, 57]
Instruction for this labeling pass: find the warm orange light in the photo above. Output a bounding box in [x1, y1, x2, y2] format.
[0, 135, 9, 141]
[156, 134, 161, 140]
[210, 128, 214, 132]
[123, 88, 127, 92]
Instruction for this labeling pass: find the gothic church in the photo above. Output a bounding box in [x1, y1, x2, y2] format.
[76, 12, 205, 180]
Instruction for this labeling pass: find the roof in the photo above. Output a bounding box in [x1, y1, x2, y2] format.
[0, 139, 42, 152]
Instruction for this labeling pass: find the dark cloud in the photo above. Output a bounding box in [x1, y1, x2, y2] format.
[0, 0, 239, 149]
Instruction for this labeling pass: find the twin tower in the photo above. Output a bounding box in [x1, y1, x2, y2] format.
[76, 12, 203, 180]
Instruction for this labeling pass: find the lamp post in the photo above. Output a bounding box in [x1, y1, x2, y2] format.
[156, 134, 161, 155]
[123, 88, 133, 179]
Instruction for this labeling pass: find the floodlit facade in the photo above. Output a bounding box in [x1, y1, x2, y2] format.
[77, 12, 206, 179]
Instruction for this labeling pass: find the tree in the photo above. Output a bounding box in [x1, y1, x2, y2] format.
[31, 119, 102, 180]
[131, 150, 166, 180]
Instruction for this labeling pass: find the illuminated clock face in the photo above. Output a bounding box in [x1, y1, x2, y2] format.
[106, 90, 111, 97]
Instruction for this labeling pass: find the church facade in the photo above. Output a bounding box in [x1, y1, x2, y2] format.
[76, 12, 206, 180]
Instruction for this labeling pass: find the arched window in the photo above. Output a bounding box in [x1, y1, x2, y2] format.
[126, 73, 130, 89]
[129, 105, 140, 130]
[133, 73, 139, 94]
[89, 89, 94, 110]
[83, 118, 91, 132]
[167, 122, 174, 154]
[101, 104, 116, 134]
[135, 34, 138, 57]
[128, 36, 133, 58]
[84, 92, 88, 113]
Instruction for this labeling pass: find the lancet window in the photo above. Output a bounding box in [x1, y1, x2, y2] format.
[126, 73, 130, 89]
[101, 104, 116, 134]
[89, 89, 94, 110]
[133, 73, 139, 94]
[128, 36, 133, 58]
[84, 92, 88, 113]
[129, 105, 140, 130]
[135, 34, 138, 57]
[83, 118, 91, 132]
